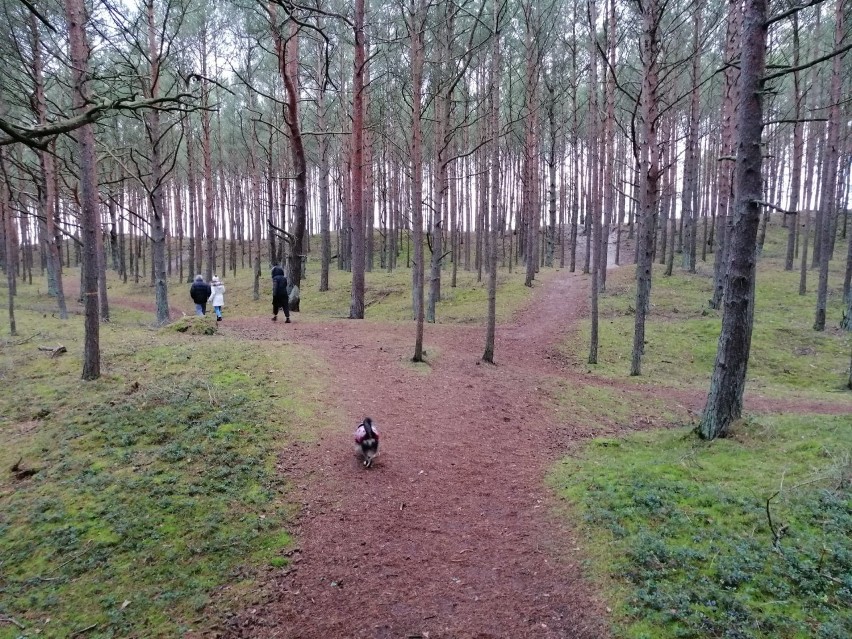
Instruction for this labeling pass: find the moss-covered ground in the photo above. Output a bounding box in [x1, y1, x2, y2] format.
[567, 224, 851, 396]
[0, 289, 332, 637]
[550, 415, 851, 639]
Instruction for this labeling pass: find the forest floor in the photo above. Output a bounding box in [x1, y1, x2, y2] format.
[209, 264, 850, 638]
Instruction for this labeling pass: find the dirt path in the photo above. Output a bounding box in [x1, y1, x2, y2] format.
[219, 271, 609, 638]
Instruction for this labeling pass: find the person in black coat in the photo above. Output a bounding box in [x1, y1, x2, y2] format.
[190, 274, 212, 316]
[271, 265, 291, 322]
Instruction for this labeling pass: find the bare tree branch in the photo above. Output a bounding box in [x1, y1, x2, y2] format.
[0, 94, 199, 148]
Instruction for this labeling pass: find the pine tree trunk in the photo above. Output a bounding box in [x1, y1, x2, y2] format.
[30, 14, 68, 318]
[522, 2, 539, 288]
[785, 14, 804, 271]
[318, 58, 331, 292]
[814, 0, 844, 331]
[681, 6, 702, 273]
[588, 0, 601, 365]
[1, 167, 16, 336]
[710, 0, 742, 310]
[842, 225, 852, 330]
[409, 0, 426, 361]
[545, 83, 557, 268]
[483, 0, 500, 364]
[201, 27, 215, 282]
[185, 119, 197, 282]
[146, 0, 170, 325]
[428, 9, 449, 322]
[599, 0, 616, 290]
[630, 0, 661, 377]
[65, 0, 100, 379]
[350, 0, 367, 318]
[699, 0, 768, 440]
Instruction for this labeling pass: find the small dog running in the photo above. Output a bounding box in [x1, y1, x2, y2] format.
[354, 417, 379, 468]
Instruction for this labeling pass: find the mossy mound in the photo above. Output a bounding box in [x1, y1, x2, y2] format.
[169, 315, 218, 335]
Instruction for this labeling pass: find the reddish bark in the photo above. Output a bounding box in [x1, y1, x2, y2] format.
[350, 0, 366, 318]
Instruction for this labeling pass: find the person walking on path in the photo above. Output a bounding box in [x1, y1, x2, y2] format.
[190, 274, 212, 316]
[209, 276, 225, 321]
[271, 264, 291, 323]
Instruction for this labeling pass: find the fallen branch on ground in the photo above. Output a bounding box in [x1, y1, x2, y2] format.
[37, 344, 66, 357]
[0, 616, 25, 630]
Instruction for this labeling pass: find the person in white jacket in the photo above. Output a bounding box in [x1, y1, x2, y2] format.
[209, 276, 225, 321]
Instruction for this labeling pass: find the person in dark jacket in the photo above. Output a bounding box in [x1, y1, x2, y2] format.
[190, 274, 212, 316]
[271, 265, 291, 323]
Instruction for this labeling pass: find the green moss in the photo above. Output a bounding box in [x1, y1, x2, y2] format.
[568, 224, 851, 395]
[299, 263, 540, 324]
[0, 309, 334, 638]
[170, 315, 218, 335]
[551, 382, 691, 434]
[550, 414, 852, 639]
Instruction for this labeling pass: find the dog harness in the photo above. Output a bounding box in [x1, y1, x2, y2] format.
[354, 424, 379, 443]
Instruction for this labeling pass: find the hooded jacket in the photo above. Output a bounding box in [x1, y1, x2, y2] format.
[209, 281, 225, 306]
[271, 266, 288, 298]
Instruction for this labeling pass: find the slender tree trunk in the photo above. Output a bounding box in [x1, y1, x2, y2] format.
[599, 0, 616, 290]
[409, 0, 426, 361]
[814, 0, 845, 331]
[30, 14, 67, 318]
[95, 211, 109, 322]
[483, 0, 500, 364]
[630, 0, 661, 377]
[350, 0, 367, 317]
[522, 2, 539, 288]
[65, 0, 100, 379]
[201, 27, 215, 282]
[588, 0, 601, 365]
[786, 13, 804, 271]
[545, 82, 557, 268]
[570, 16, 579, 275]
[710, 0, 742, 310]
[185, 119, 197, 282]
[681, 5, 702, 273]
[318, 42, 331, 293]
[1, 157, 17, 336]
[842, 225, 852, 330]
[428, 5, 450, 323]
[699, 0, 768, 440]
[146, 0, 169, 325]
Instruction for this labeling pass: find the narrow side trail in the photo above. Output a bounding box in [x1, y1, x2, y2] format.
[223, 271, 609, 639]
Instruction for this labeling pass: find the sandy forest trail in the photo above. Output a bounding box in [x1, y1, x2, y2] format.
[211, 267, 850, 639]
